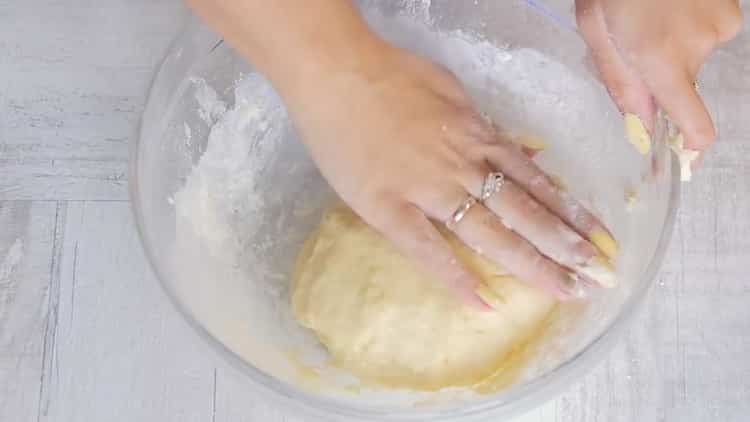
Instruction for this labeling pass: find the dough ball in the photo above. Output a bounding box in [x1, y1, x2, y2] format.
[291, 204, 556, 391]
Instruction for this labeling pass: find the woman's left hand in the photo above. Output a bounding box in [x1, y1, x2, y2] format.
[576, 0, 742, 161]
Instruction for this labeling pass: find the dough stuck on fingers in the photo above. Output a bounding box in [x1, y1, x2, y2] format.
[669, 133, 700, 182]
[291, 203, 557, 391]
[623, 113, 651, 155]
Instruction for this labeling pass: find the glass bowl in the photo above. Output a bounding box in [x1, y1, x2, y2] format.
[131, 0, 679, 420]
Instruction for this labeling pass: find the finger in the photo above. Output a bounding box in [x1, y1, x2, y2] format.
[448, 201, 583, 300]
[483, 180, 616, 288]
[576, 0, 656, 134]
[457, 162, 591, 264]
[458, 164, 615, 288]
[638, 56, 716, 151]
[482, 143, 619, 259]
[464, 115, 545, 160]
[367, 201, 490, 310]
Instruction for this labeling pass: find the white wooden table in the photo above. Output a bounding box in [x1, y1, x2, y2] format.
[1, 1, 749, 421]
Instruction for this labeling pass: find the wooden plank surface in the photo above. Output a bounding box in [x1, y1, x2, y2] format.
[0, 0, 186, 200]
[0, 201, 58, 422]
[1, 0, 750, 421]
[38, 202, 216, 422]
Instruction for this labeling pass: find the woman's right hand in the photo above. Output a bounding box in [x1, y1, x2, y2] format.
[279, 40, 618, 308]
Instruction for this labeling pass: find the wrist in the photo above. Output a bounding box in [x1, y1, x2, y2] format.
[269, 27, 393, 100]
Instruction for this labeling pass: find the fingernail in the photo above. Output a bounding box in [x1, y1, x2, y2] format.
[668, 133, 701, 182]
[522, 146, 541, 158]
[475, 284, 505, 310]
[563, 272, 587, 299]
[590, 228, 618, 259]
[516, 134, 547, 150]
[486, 274, 516, 291]
[574, 255, 618, 288]
[549, 174, 567, 191]
[623, 113, 651, 155]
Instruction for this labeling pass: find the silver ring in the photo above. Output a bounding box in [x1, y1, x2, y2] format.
[480, 172, 506, 202]
[446, 196, 478, 229]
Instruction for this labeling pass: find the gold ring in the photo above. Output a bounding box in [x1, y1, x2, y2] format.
[446, 196, 478, 229]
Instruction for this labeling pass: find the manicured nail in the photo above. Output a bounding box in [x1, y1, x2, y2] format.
[516, 134, 547, 150]
[668, 133, 701, 182]
[563, 272, 587, 299]
[486, 274, 516, 291]
[590, 228, 618, 259]
[549, 174, 567, 191]
[476, 284, 505, 310]
[574, 255, 617, 288]
[623, 113, 651, 155]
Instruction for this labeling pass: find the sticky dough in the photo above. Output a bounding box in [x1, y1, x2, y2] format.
[291, 204, 557, 391]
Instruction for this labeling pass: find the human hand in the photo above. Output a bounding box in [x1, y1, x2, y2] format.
[281, 43, 617, 308]
[576, 0, 742, 170]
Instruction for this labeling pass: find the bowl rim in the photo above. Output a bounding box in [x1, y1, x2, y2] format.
[130, 9, 681, 422]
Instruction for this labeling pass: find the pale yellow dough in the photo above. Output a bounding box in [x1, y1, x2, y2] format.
[291, 204, 557, 391]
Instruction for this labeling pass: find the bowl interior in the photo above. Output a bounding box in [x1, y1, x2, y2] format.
[133, 0, 678, 420]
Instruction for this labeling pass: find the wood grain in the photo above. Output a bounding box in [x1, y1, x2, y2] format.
[37, 202, 215, 422]
[0, 201, 58, 422]
[0, 0, 187, 200]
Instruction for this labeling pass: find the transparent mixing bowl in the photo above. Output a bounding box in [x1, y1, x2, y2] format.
[131, 1, 679, 420]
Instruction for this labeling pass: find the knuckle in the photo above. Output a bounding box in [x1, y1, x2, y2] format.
[364, 193, 406, 229]
[524, 195, 545, 216]
[508, 186, 540, 214]
[454, 112, 496, 147]
[487, 143, 515, 163]
[512, 241, 540, 266]
[526, 255, 551, 281]
[464, 113, 493, 136]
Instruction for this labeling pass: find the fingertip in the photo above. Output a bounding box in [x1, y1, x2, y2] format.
[470, 288, 497, 311]
[683, 122, 717, 151]
[590, 228, 619, 259]
[522, 146, 541, 158]
[573, 238, 599, 264]
[643, 63, 716, 152]
[573, 255, 618, 289]
[475, 284, 505, 311]
[450, 272, 494, 310]
[558, 272, 588, 301]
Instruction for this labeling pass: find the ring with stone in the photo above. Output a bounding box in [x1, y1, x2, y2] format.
[480, 171, 506, 202]
[446, 196, 478, 229]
